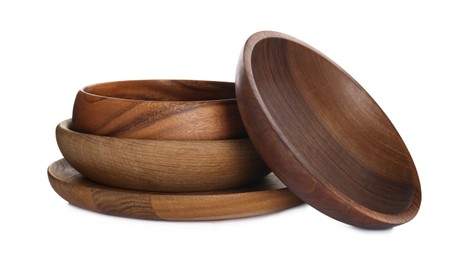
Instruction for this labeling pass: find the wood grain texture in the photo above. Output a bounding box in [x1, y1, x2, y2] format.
[48, 159, 303, 220]
[56, 119, 270, 192]
[236, 31, 421, 229]
[72, 80, 246, 140]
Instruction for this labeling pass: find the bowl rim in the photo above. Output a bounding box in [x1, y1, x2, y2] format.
[80, 79, 238, 103]
[59, 119, 251, 144]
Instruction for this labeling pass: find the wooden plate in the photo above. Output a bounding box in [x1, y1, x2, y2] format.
[236, 31, 421, 229]
[48, 159, 302, 220]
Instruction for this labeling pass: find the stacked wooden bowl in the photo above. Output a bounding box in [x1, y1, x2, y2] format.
[49, 31, 422, 229]
[49, 80, 303, 220]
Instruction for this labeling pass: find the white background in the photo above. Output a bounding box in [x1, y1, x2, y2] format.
[1, 0, 460, 259]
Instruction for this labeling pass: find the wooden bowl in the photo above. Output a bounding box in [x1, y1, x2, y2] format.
[48, 159, 302, 221]
[56, 119, 270, 192]
[236, 31, 421, 229]
[72, 80, 246, 140]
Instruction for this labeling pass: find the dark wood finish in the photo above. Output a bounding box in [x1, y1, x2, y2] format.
[72, 80, 246, 140]
[235, 31, 421, 229]
[56, 119, 270, 192]
[48, 159, 303, 220]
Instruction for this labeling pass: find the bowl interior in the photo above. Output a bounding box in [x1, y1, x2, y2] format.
[83, 80, 236, 101]
[249, 36, 419, 215]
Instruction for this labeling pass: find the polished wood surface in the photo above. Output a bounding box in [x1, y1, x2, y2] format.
[236, 31, 421, 229]
[48, 159, 303, 220]
[56, 119, 270, 192]
[72, 80, 246, 140]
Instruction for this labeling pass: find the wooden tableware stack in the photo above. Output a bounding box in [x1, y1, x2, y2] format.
[49, 31, 422, 229]
[49, 80, 303, 221]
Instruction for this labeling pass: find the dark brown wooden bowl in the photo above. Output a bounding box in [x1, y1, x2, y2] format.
[56, 119, 270, 192]
[72, 80, 246, 140]
[236, 31, 421, 229]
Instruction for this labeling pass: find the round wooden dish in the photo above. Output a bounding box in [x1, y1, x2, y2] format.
[236, 31, 421, 229]
[72, 80, 246, 140]
[56, 119, 270, 192]
[48, 159, 302, 220]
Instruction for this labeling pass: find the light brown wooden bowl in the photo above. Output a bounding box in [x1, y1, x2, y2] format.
[72, 80, 246, 140]
[236, 31, 421, 229]
[56, 119, 270, 192]
[48, 159, 302, 221]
